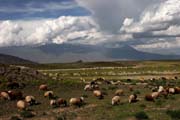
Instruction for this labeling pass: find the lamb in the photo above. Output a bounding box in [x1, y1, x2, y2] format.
[175, 87, 180, 94]
[39, 84, 48, 91]
[25, 96, 36, 106]
[44, 91, 54, 99]
[69, 97, 84, 107]
[17, 100, 27, 110]
[115, 89, 124, 96]
[57, 98, 67, 107]
[0, 91, 10, 100]
[112, 96, 120, 105]
[93, 90, 104, 99]
[129, 94, 137, 103]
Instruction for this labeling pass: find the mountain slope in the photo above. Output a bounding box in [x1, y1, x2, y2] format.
[0, 53, 37, 64]
[0, 44, 180, 63]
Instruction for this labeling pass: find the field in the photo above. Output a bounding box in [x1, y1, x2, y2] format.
[1, 61, 180, 120]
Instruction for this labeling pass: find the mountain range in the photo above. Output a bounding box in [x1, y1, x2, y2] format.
[0, 43, 180, 63]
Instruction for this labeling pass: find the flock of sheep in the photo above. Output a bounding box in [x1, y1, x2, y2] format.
[1, 77, 180, 115]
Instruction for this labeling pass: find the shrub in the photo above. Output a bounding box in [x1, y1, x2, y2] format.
[134, 111, 149, 120]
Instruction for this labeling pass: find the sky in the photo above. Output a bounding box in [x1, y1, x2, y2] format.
[0, 0, 180, 54]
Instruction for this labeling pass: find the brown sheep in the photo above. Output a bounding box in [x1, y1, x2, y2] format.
[17, 100, 27, 110]
[57, 98, 67, 107]
[0, 91, 10, 100]
[128, 86, 133, 91]
[115, 89, 124, 96]
[8, 91, 23, 100]
[175, 87, 180, 94]
[112, 96, 120, 105]
[39, 84, 48, 91]
[129, 94, 137, 103]
[145, 94, 154, 102]
[69, 97, 84, 107]
[93, 90, 104, 99]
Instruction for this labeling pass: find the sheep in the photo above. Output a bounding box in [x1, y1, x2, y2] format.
[158, 86, 164, 93]
[168, 88, 175, 94]
[112, 96, 120, 105]
[69, 97, 84, 107]
[8, 91, 23, 100]
[129, 94, 137, 103]
[17, 100, 27, 110]
[44, 91, 54, 99]
[0, 91, 10, 100]
[175, 87, 180, 94]
[84, 84, 92, 91]
[39, 84, 48, 91]
[151, 92, 160, 99]
[57, 98, 67, 107]
[145, 94, 154, 102]
[93, 90, 104, 99]
[25, 96, 36, 106]
[128, 86, 133, 91]
[115, 89, 124, 96]
[50, 99, 57, 107]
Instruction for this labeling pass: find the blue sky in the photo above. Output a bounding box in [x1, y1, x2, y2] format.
[0, 0, 90, 20]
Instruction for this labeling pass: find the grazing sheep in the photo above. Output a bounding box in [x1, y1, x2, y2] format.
[17, 100, 27, 110]
[8, 91, 23, 100]
[50, 99, 57, 107]
[25, 96, 35, 106]
[0, 91, 10, 100]
[151, 92, 159, 99]
[93, 90, 104, 99]
[57, 98, 67, 107]
[168, 88, 175, 94]
[175, 87, 180, 94]
[145, 94, 154, 102]
[112, 96, 120, 105]
[129, 94, 137, 103]
[69, 97, 84, 107]
[158, 86, 164, 93]
[84, 84, 92, 91]
[39, 84, 48, 91]
[115, 89, 124, 96]
[44, 91, 54, 98]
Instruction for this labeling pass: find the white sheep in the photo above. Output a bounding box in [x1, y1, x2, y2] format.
[17, 100, 27, 110]
[0, 91, 10, 100]
[25, 96, 36, 105]
[44, 91, 54, 98]
[93, 90, 103, 99]
[158, 86, 164, 93]
[69, 97, 84, 107]
[129, 94, 137, 103]
[112, 96, 120, 105]
[115, 89, 124, 96]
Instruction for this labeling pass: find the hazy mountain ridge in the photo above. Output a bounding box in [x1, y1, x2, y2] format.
[0, 44, 180, 63]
